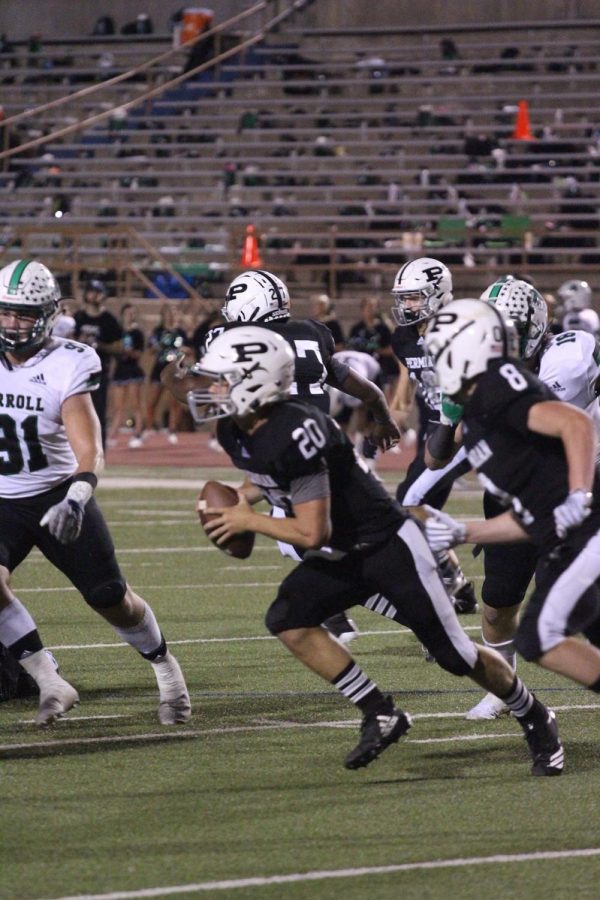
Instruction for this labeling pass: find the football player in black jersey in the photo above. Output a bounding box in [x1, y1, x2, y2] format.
[185, 324, 563, 775]
[389, 258, 477, 614]
[426, 278, 552, 721]
[163, 269, 400, 644]
[424, 300, 600, 719]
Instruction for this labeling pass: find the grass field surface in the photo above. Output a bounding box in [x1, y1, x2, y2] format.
[2, 467, 600, 899]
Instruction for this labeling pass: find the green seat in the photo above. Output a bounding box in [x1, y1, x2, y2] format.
[484, 215, 532, 249]
[424, 216, 468, 249]
[500, 214, 532, 241]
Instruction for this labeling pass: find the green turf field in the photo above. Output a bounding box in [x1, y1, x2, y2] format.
[2, 467, 600, 899]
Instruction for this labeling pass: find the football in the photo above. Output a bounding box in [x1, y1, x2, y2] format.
[197, 480, 255, 559]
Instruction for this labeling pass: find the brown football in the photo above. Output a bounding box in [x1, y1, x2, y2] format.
[197, 480, 255, 559]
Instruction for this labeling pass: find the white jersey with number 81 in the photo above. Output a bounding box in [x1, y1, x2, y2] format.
[0, 338, 101, 498]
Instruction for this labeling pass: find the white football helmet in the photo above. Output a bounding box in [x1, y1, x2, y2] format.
[562, 307, 600, 336]
[424, 299, 519, 397]
[221, 270, 290, 324]
[391, 257, 453, 326]
[187, 325, 295, 423]
[0, 259, 61, 352]
[480, 276, 548, 359]
[557, 279, 592, 313]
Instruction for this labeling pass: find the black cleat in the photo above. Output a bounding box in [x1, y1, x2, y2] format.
[519, 697, 564, 777]
[453, 580, 478, 614]
[344, 697, 412, 770]
[323, 612, 359, 645]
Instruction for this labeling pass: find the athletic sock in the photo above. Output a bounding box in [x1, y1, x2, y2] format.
[483, 634, 517, 670]
[0, 598, 40, 652]
[497, 675, 534, 718]
[113, 601, 165, 658]
[332, 661, 388, 716]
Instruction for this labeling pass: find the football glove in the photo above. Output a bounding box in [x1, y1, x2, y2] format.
[423, 505, 467, 551]
[553, 489, 593, 539]
[40, 498, 85, 544]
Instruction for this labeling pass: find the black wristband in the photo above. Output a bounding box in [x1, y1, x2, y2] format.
[72, 472, 98, 491]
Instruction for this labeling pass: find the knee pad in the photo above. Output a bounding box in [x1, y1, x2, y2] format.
[86, 578, 126, 609]
[265, 599, 288, 635]
[265, 594, 322, 634]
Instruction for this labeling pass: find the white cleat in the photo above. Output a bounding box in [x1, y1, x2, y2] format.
[36, 678, 80, 728]
[152, 651, 192, 725]
[465, 692, 509, 721]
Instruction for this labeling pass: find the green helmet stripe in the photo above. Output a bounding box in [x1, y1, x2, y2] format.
[488, 283, 503, 299]
[7, 259, 31, 294]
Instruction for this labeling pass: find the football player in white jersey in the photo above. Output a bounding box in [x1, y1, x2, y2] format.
[427, 276, 600, 719]
[0, 260, 191, 727]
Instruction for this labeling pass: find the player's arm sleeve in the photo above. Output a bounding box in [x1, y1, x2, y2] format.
[289, 468, 331, 505]
[326, 355, 351, 386]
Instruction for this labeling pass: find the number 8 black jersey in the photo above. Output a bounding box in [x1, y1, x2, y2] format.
[205, 319, 341, 412]
[462, 358, 600, 548]
[0, 338, 101, 497]
[217, 399, 405, 552]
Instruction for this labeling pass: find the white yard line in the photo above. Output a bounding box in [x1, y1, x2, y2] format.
[17, 582, 281, 594]
[46, 626, 480, 650]
[5, 703, 599, 751]
[40, 850, 600, 899]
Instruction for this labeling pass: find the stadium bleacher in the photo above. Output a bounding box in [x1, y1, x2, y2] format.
[0, 2, 599, 325]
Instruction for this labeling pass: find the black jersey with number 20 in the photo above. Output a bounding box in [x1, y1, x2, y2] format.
[217, 399, 405, 552]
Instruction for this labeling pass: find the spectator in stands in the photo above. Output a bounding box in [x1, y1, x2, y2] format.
[313, 135, 334, 157]
[183, 21, 215, 75]
[559, 179, 598, 230]
[464, 132, 497, 160]
[0, 32, 16, 82]
[237, 109, 258, 135]
[121, 14, 153, 35]
[222, 162, 237, 198]
[348, 297, 399, 402]
[152, 195, 176, 218]
[440, 38, 460, 62]
[144, 303, 190, 445]
[27, 33, 42, 68]
[309, 294, 345, 351]
[91, 16, 115, 36]
[74, 279, 122, 448]
[107, 304, 146, 449]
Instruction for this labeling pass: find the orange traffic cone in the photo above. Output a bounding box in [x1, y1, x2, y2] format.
[513, 99, 535, 140]
[241, 224, 262, 267]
